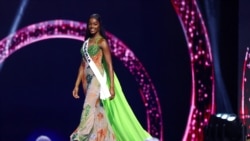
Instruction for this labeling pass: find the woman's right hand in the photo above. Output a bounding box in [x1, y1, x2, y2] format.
[72, 87, 80, 99]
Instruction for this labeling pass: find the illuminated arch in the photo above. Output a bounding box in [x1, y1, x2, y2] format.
[240, 47, 250, 137]
[171, 0, 215, 140]
[0, 19, 163, 140]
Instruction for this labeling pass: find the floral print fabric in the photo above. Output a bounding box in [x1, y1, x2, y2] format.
[70, 41, 116, 141]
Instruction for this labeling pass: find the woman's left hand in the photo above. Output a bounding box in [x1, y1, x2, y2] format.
[109, 87, 115, 100]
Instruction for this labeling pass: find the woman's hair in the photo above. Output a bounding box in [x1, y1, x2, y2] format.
[85, 13, 107, 40]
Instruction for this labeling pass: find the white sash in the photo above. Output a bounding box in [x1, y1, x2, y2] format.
[82, 38, 111, 100]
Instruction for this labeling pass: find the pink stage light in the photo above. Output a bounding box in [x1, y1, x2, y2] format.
[171, 0, 215, 140]
[240, 47, 250, 137]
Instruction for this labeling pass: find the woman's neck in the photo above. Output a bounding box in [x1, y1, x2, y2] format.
[90, 33, 101, 40]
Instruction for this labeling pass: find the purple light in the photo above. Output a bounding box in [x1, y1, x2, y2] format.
[26, 128, 63, 141]
[36, 135, 51, 141]
[0, 19, 163, 140]
[171, 0, 215, 140]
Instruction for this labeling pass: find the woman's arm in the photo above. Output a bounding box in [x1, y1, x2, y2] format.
[100, 39, 115, 100]
[72, 61, 85, 99]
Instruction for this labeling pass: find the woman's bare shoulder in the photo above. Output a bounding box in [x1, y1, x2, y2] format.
[98, 38, 109, 49]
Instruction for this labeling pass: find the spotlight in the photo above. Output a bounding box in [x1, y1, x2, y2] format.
[36, 135, 51, 141]
[204, 113, 247, 141]
[26, 128, 64, 141]
[221, 114, 228, 120]
[227, 114, 237, 122]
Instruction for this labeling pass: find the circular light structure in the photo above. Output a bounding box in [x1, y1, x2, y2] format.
[0, 19, 163, 140]
[171, 0, 215, 140]
[240, 47, 250, 137]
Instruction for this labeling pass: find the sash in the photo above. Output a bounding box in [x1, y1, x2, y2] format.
[82, 38, 111, 100]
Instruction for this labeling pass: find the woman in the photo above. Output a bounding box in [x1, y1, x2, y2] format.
[70, 13, 159, 141]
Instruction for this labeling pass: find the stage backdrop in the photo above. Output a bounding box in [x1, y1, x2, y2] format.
[0, 0, 190, 140]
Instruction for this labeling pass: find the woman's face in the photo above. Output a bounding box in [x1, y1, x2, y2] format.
[88, 17, 100, 35]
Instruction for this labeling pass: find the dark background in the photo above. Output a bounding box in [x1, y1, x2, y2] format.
[0, 0, 238, 141]
[219, 0, 238, 114]
[239, 0, 250, 100]
[238, 0, 250, 136]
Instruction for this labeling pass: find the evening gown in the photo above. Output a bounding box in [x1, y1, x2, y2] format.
[70, 37, 155, 141]
[70, 38, 116, 141]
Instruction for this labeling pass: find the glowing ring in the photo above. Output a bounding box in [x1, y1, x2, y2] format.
[171, 0, 215, 140]
[0, 19, 163, 140]
[240, 47, 250, 137]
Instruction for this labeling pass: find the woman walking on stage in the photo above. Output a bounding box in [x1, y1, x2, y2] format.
[70, 13, 159, 141]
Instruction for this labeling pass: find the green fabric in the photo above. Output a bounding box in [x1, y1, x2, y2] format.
[80, 43, 100, 57]
[87, 44, 100, 56]
[80, 38, 101, 57]
[101, 61, 152, 141]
